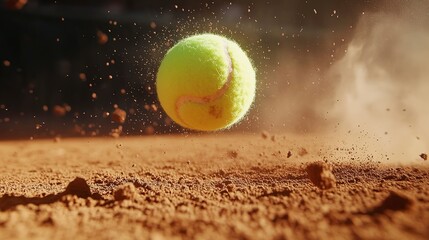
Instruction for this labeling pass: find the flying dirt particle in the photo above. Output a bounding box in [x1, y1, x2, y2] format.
[298, 148, 308, 156]
[420, 153, 427, 161]
[63, 104, 71, 112]
[150, 104, 158, 112]
[79, 73, 87, 81]
[372, 190, 415, 214]
[150, 21, 157, 29]
[261, 131, 270, 139]
[113, 183, 140, 201]
[3, 60, 11, 67]
[52, 105, 67, 117]
[287, 151, 292, 158]
[305, 162, 336, 190]
[227, 150, 238, 159]
[64, 177, 92, 198]
[144, 126, 155, 135]
[97, 30, 108, 45]
[111, 108, 126, 124]
[144, 104, 158, 112]
[271, 135, 276, 142]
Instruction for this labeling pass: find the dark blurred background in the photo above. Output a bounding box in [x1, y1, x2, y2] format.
[0, 0, 382, 139]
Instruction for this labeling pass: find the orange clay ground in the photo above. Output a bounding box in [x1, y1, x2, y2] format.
[0, 133, 428, 239]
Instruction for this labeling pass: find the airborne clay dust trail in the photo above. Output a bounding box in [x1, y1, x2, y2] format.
[0, 134, 428, 239]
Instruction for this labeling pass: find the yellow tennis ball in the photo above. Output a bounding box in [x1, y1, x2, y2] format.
[156, 34, 256, 131]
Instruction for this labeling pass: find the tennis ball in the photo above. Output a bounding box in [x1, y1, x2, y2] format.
[156, 34, 256, 131]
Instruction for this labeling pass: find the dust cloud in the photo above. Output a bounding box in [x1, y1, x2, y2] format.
[323, 3, 429, 161]
[263, 2, 429, 161]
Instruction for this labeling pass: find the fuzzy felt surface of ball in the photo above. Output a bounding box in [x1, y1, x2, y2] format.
[156, 34, 256, 131]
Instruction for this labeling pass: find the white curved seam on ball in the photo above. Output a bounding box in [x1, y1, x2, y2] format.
[174, 40, 234, 127]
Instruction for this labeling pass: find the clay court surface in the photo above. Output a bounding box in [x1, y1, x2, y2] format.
[0, 133, 428, 239]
